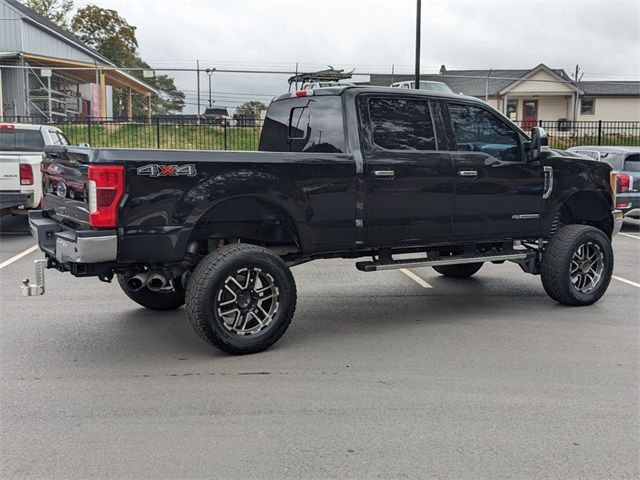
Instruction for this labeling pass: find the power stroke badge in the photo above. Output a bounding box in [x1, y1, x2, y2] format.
[137, 164, 197, 177]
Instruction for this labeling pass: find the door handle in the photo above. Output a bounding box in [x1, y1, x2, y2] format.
[373, 169, 395, 179]
[458, 170, 478, 178]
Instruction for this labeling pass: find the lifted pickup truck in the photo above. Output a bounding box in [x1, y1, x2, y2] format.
[24, 87, 623, 354]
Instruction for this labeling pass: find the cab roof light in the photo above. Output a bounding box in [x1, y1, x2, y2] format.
[0, 124, 16, 129]
[293, 90, 313, 97]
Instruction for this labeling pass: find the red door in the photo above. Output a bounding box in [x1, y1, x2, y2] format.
[521, 99, 538, 131]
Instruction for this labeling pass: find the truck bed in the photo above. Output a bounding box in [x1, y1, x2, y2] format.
[41, 146, 358, 261]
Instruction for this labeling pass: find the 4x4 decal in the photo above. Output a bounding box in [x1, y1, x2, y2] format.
[137, 164, 197, 177]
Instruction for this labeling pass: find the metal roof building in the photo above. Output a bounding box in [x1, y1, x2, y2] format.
[0, 0, 154, 120]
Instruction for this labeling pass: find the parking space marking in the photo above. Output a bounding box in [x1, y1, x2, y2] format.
[619, 233, 640, 240]
[0, 245, 39, 270]
[400, 268, 433, 288]
[612, 275, 640, 289]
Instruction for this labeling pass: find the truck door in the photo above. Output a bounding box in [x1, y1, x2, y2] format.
[358, 94, 455, 247]
[445, 102, 544, 240]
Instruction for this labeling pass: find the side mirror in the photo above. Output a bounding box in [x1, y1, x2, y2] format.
[78, 143, 90, 148]
[529, 127, 549, 160]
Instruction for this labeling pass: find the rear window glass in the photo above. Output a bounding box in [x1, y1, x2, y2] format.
[624, 154, 640, 172]
[259, 96, 345, 153]
[0, 129, 45, 152]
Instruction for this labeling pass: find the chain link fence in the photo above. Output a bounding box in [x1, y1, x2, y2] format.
[1, 63, 639, 150]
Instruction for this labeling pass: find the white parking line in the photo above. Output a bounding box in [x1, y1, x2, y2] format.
[619, 233, 640, 240]
[400, 268, 433, 288]
[612, 275, 640, 288]
[0, 245, 39, 270]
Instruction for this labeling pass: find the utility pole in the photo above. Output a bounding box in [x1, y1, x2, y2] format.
[414, 0, 421, 89]
[206, 68, 215, 108]
[571, 64, 584, 125]
[196, 60, 201, 116]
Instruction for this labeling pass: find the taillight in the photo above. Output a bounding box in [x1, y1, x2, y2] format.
[88, 165, 124, 228]
[616, 173, 630, 193]
[20, 164, 34, 185]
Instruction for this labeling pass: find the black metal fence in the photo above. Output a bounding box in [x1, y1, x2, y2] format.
[3, 116, 264, 151]
[3, 116, 640, 151]
[514, 120, 640, 149]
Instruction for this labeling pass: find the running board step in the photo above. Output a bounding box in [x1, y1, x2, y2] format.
[356, 250, 533, 272]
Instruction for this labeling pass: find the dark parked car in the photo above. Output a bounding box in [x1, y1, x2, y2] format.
[568, 146, 640, 219]
[23, 86, 622, 355]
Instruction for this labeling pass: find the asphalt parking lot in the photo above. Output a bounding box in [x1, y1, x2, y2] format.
[1, 215, 639, 479]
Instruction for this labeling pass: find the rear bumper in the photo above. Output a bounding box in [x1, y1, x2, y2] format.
[29, 210, 117, 264]
[616, 193, 639, 217]
[612, 209, 623, 236]
[0, 192, 32, 210]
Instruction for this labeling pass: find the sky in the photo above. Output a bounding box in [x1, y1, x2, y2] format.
[72, 0, 640, 79]
[71, 0, 640, 112]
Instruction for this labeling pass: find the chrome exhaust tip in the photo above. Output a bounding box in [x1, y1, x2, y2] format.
[147, 274, 167, 292]
[126, 274, 148, 292]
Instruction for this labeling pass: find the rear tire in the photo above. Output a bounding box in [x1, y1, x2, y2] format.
[185, 244, 297, 355]
[541, 225, 613, 306]
[433, 262, 483, 278]
[117, 274, 185, 311]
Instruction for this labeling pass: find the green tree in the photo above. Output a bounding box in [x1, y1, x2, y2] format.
[71, 5, 184, 115]
[235, 101, 267, 116]
[71, 5, 138, 68]
[21, 0, 74, 28]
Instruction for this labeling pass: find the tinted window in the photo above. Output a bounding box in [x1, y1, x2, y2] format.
[259, 96, 345, 153]
[367, 97, 436, 151]
[448, 103, 521, 162]
[624, 153, 640, 172]
[0, 129, 45, 152]
[288, 107, 309, 139]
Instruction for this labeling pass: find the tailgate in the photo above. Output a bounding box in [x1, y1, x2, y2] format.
[42, 146, 92, 227]
[0, 153, 22, 191]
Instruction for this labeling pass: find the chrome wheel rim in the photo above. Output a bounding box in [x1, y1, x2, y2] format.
[569, 242, 604, 293]
[215, 267, 279, 335]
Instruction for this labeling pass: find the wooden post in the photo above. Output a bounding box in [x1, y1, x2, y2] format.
[99, 70, 107, 118]
[127, 87, 133, 121]
[147, 94, 152, 124]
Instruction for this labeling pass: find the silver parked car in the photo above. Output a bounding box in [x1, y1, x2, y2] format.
[568, 146, 640, 218]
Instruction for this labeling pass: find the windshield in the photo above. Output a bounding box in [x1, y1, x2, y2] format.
[0, 128, 45, 152]
[419, 82, 453, 93]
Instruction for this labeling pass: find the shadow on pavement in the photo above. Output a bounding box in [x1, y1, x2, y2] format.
[0, 214, 30, 236]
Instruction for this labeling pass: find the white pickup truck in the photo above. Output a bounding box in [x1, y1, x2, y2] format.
[0, 123, 70, 216]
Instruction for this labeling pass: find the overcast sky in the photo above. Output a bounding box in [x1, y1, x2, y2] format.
[73, 0, 639, 79]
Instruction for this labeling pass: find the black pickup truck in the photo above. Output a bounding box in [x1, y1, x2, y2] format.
[24, 86, 623, 354]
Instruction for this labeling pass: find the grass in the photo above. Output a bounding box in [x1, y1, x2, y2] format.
[547, 134, 640, 150]
[57, 123, 262, 151]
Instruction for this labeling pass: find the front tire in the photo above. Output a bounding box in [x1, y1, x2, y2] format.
[185, 244, 297, 355]
[541, 225, 613, 306]
[117, 274, 185, 311]
[433, 262, 483, 278]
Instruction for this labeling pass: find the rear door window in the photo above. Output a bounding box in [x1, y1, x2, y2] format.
[360, 96, 437, 151]
[0, 128, 45, 152]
